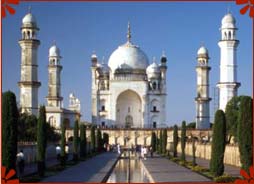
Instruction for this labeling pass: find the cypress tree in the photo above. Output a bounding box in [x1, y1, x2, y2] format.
[159, 129, 163, 154]
[238, 96, 253, 172]
[181, 121, 186, 161]
[210, 110, 226, 177]
[156, 131, 160, 153]
[151, 131, 156, 152]
[2, 91, 18, 171]
[60, 120, 66, 166]
[191, 134, 196, 166]
[37, 106, 47, 177]
[96, 129, 102, 152]
[162, 129, 167, 154]
[91, 126, 96, 153]
[73, 120, 79, 161]
[173, 125, 178, 157]
[80, 124, 87, 158]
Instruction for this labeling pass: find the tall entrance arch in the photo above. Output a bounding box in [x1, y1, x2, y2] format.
[116, 90, 142, 128]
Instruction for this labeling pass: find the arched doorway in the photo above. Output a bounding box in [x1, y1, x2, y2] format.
[116, 90, 142, 128]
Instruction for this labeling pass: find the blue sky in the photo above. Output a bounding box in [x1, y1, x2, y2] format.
[2, 2, 252, 126]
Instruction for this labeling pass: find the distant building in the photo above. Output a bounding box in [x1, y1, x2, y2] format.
[91, 23, 167, 128]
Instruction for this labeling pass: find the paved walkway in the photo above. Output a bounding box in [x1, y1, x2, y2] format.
[184, 155, 240, 177]
[141, 154, 211, 182]
[20, 157, 59, 177]
[42, 152, 119, 182]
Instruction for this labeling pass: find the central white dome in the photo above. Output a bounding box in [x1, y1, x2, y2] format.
[108, 42, 149, 73]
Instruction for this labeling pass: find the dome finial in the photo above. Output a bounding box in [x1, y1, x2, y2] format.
[153, 56, 156, 63]
[127, 21, 131, 43]
[227, 5, 231, 14]
[53, 40, 56, 46]
[28, 6, 31, 13]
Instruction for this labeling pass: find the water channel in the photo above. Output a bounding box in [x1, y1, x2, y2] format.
[107, 151, 151, 183]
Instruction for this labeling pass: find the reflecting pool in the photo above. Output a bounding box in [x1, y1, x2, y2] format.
[107, 151, 151, 183]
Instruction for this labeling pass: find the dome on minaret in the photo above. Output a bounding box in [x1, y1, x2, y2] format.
[146, 58, 160, 78]
[108, 22, 149, 73]
[147, 61, 160, 74]
[49, 44, 61, 57]
[197, 46, 209, 56]
[22, 13, 37, 27]
[221, 13, 236, 29]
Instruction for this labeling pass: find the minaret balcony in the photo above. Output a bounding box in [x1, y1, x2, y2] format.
[99, 110, 107, 116]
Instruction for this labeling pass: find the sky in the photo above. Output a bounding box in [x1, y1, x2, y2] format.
[2, 2, 253, 126]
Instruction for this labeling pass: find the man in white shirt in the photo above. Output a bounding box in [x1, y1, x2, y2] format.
[17, 150, 25, 177]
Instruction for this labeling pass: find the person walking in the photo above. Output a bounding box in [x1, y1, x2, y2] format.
[65, 144, 69, 160]
[143, 146, 147, 160]
[56, 144, 61, 161]
[17, 150, 25, 178]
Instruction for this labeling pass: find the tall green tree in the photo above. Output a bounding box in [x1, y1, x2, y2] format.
[181, 121, 186, 161]
[151, 131, 156, 152]
[159, 129, 163, 154]
[162, 129, 167, 154]
[173, 125, 178, 157]
[73, 120, 79, 161]
[210, 110, 226, 177]
[156, 131, 160, 153]
[91, 126, 96, 152]
[191, 134, 196, 166]
[2, 91, 18, 171]
[60, 120, 66, 166]
[225, 96, 242, 143]
[238, 96, 253, 172]
[80, 124, 87, 158]
[96, 129, 102, 152]
[37, 106, 47, 177]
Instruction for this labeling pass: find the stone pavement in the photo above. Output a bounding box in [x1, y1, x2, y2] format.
[141, 154, 211, 182]
[42, 152, 119, 182]
[184, 155, 240, 177]
[20, 157, 59, 177]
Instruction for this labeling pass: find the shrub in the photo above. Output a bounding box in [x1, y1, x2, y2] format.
[210, 110, 226, 177]
[2, 91, 18, 171]
[213, 174, 236, 183]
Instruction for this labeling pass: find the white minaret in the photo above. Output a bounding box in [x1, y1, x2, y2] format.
[91, 53, 99, 124]
[195, 46, 211, 129]
[217, 13, 240, 111]
[18, 10, 41, 115]
[46, 43, 63, 107]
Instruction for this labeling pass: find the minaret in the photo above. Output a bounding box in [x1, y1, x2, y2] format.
[91, 52, 98, 124]
[217, 13, 240, 111]
[18, 10, 41, 115]
[46, 43, 63, 107]
[160, 51, 167, 93]
[195, 46, 211, 129]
